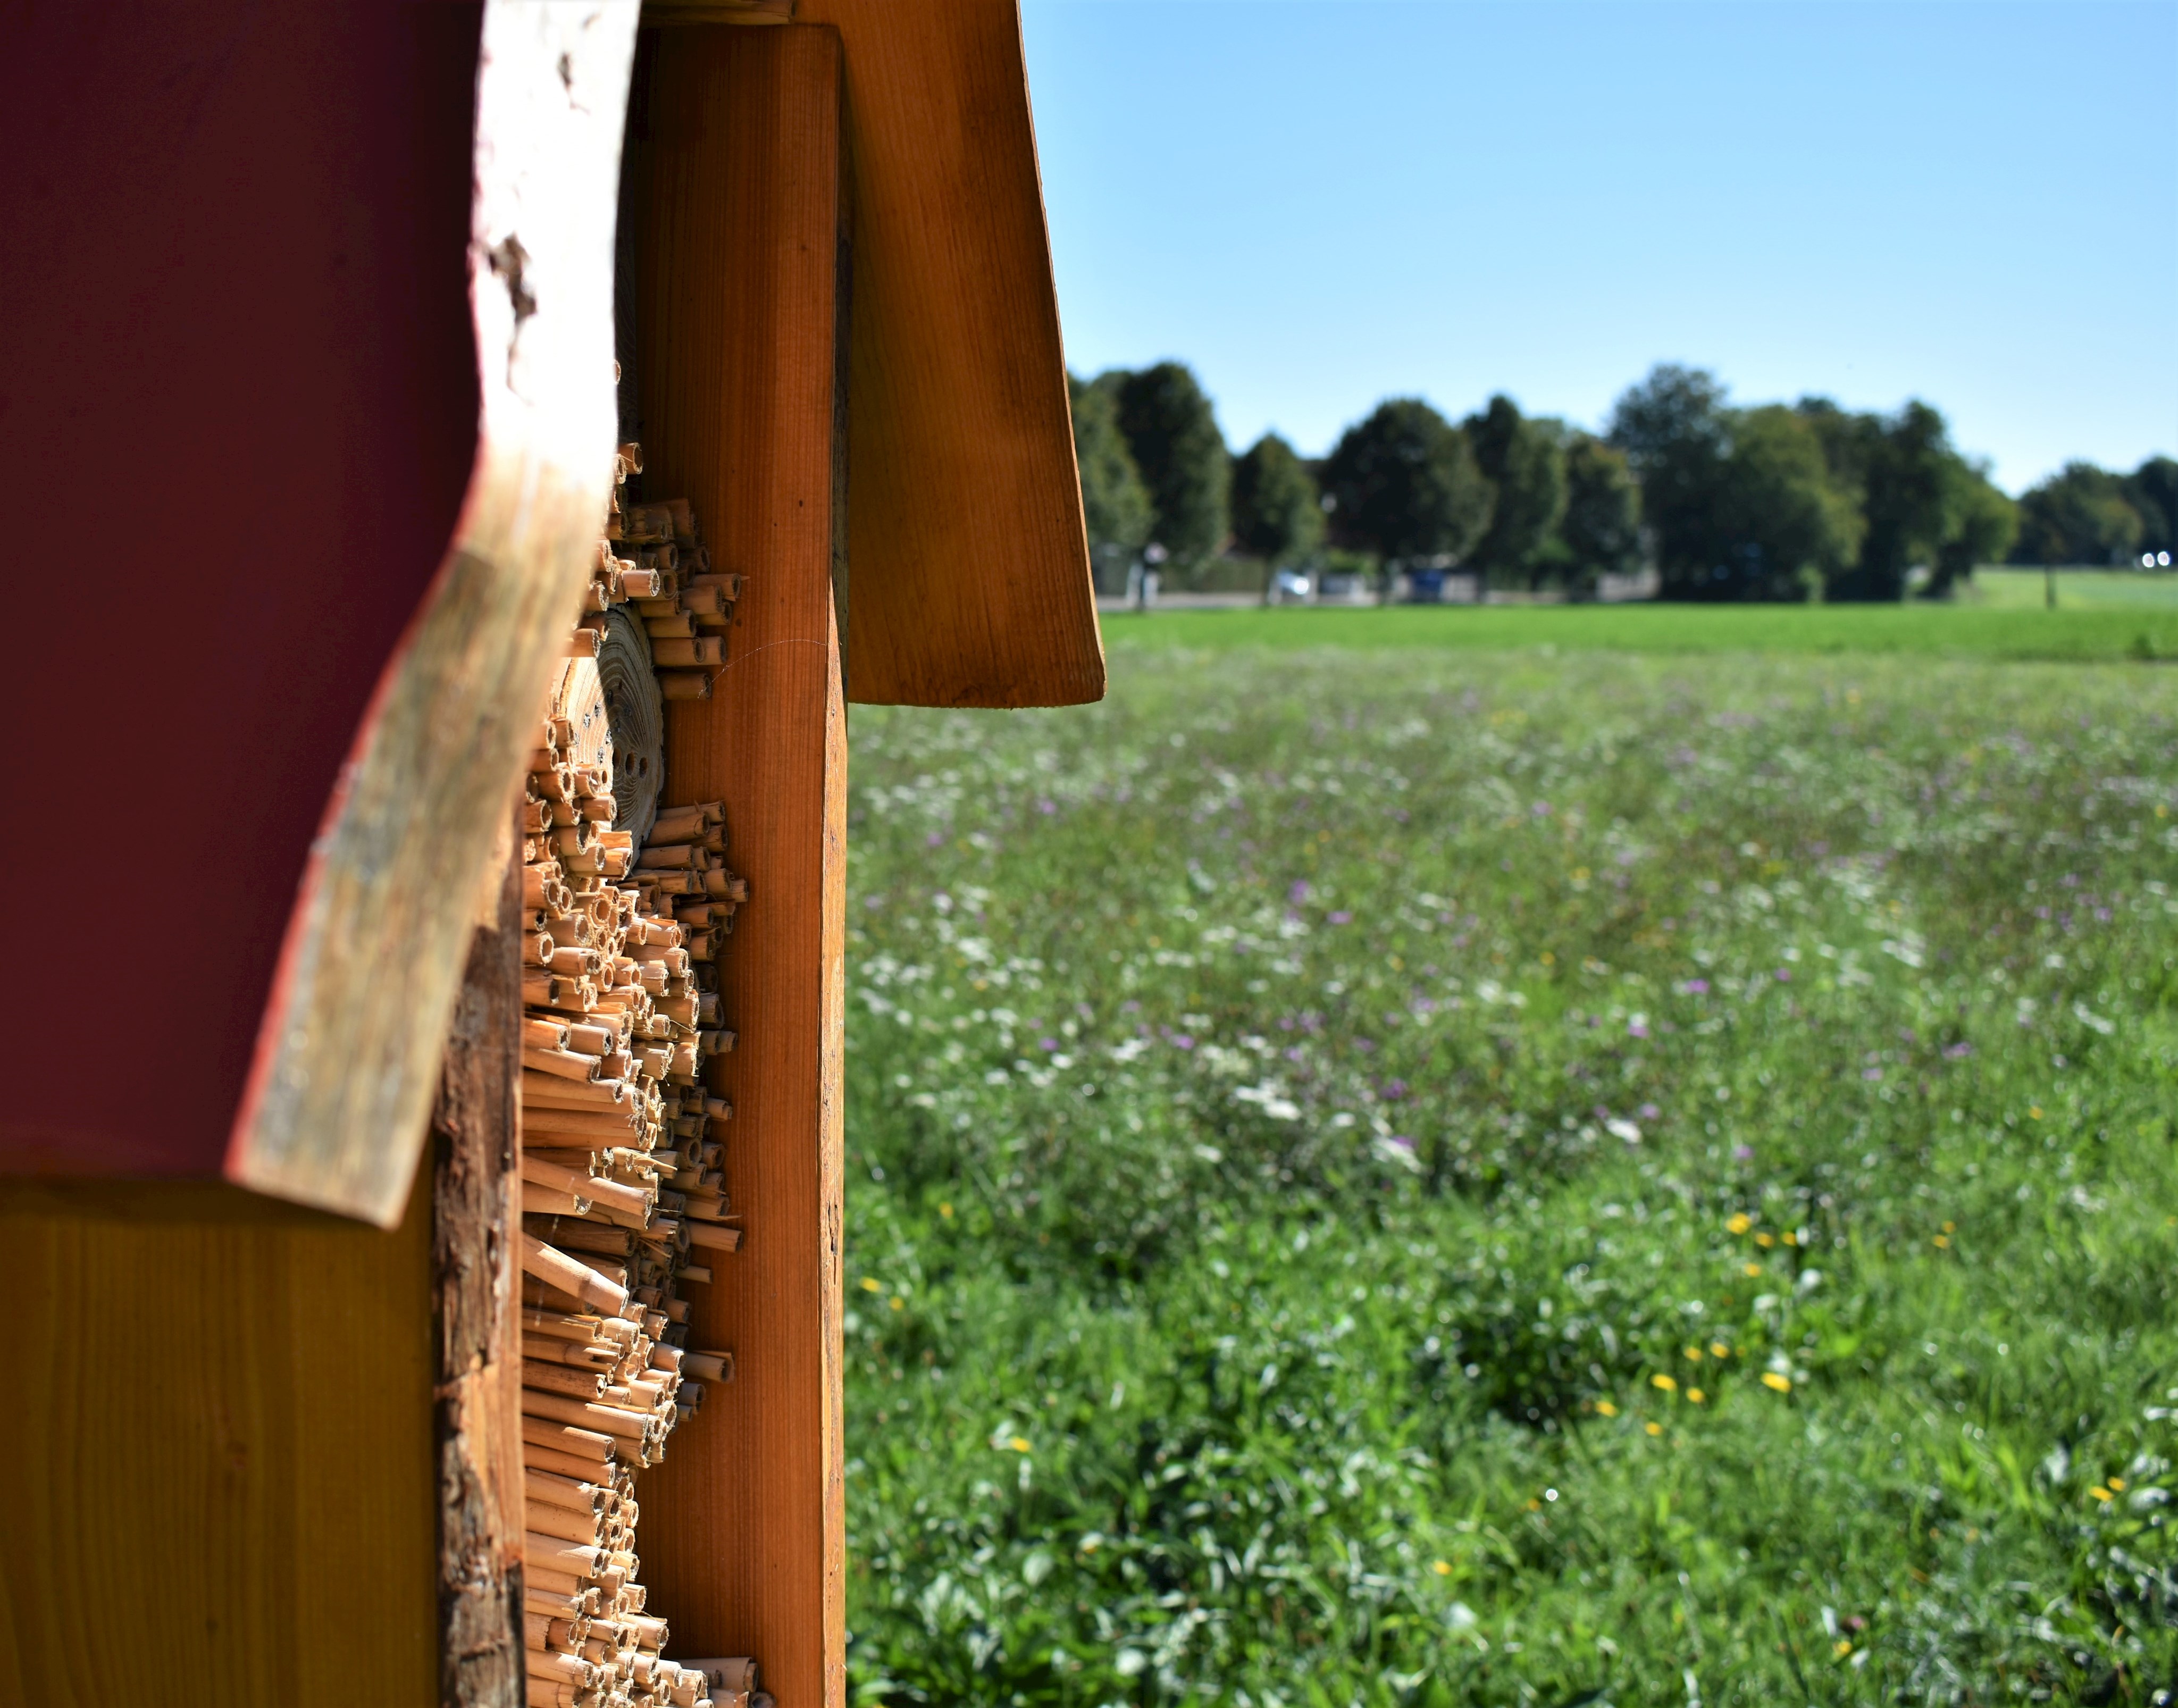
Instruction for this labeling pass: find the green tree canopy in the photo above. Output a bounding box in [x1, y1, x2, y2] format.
[1557, 435, 1644, 585]
[1463, 394, 1567, 586]
[1796, 396, 2020, 599]
[1930, 463, 2018, 596]
[2010, 463, 2144, 566]
[1109, 362, 1231, 567]
[1322, 398, 1492, 567]
[1609, 368, 1859, 600]
[1841, 401, 1962, 601]
[1708, 406, 1863, 601]
[1606, 364, 1733, 597]
[2125, 456, 2177, 557]
[1230, 433, 1324, 566]
[1068, 372, 1152, 583]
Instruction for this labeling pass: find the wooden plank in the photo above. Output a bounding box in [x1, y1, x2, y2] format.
[799, 0, 1105, 710]
[625, 23, 848, 1707]
[225, 2, 639, 1226]
[432, 836, 527, 1708]
[0, 1176, 437, 1704]
[644, 0, 796, 21]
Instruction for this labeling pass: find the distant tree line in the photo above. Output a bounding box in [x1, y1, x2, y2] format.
[2008, 457, 2177, 570]
[1070, 361, 2177, 601]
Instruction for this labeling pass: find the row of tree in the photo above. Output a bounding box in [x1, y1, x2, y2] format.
[2011, 458, 2177, 571]
[1070, 362, 2178, 601]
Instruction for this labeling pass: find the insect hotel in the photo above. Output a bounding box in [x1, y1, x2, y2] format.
[0, 4, 1101, 1705]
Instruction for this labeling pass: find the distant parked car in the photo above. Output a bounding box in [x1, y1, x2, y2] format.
[1270, 567, 1314, 604]
[1407, 567, 1446, 603]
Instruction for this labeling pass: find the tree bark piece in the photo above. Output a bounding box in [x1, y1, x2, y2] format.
[434, 828, 528, 1708]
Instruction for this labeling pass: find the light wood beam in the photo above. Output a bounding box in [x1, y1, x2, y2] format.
[627, 23, 848, 1708]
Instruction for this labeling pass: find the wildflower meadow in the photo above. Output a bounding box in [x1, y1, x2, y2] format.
[840, 639, 2178, 1706]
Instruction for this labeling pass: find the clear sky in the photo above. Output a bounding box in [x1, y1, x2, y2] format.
[1020, 0, 2178, 493]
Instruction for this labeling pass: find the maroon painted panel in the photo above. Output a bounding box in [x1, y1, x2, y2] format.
[1, 5, 482, 1176]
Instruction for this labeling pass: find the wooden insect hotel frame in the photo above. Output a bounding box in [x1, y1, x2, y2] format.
[0, 4, 1100, 1705]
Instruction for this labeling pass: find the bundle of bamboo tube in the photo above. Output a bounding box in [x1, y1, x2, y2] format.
[517, 452, 768, 1708]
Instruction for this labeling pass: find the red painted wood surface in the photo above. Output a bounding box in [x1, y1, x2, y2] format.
[1, 4, 482, 1178]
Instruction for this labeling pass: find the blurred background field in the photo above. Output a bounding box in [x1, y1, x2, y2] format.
[1965, 571, 2178, 614]
[1099, 597, 2178, 666]
[841, 641, 2178, 1706]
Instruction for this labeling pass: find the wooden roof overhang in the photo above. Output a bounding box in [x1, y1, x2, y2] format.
[1, 0, 1100, 1225]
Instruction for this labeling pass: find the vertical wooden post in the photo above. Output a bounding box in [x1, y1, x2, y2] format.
[432, 832, 526, 1708]
[630, 23, 849, 1708]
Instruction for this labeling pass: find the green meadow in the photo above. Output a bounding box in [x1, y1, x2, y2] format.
[1096, 598, 2178, 665]
[840, 635, 2178, 1705]
[1967, 571, 2178, 615]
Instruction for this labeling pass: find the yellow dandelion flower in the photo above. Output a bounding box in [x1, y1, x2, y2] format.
[1727, 1213, 1752, 1235]
[1431, 1560, 1453, 1576]
[1595, 1400, 1619, 1417]
[2029, 1106, 2043, 1120]
[2089, 1485, 2113, 1502]
[939, 1202, 954, 1219]
[1743, 1262, 1764, 1278]
[1684, 1346, 1704, 1362]
[1933, 1235, 1949, 1249]
[1651, 1373, 1678, 1393]
[1942, 1220, 1955, 1233]
[859, 1277, 882, 1293]
[1687, 1388, 1706, 1405]
[1709, 1342, 1730, 1359]
[1645, 1421, 1664, 1436]
[1761, 1372, 1792, 1393]
[2110, 1477, 2127, 1491]
[1833, 1640, 1853, 1659]
[1781, 1230, 1798, 1246]
[1009, 1436, 1032, 1453]
[1755, 1232, 1775, 1249]
[1526, 1497, 1542, 1511]
[890, 1296, 906, 1311]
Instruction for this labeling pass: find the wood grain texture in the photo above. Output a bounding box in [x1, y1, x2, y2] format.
[433, 838, 527, 1708]
[0, 1177, 437, 1706]
[626, 24, 849, 1706]
[227, 2, 640, 1226]
[799, 0, 1104, 709]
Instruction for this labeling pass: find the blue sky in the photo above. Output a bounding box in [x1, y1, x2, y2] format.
[1021, 0, 2177, 493]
